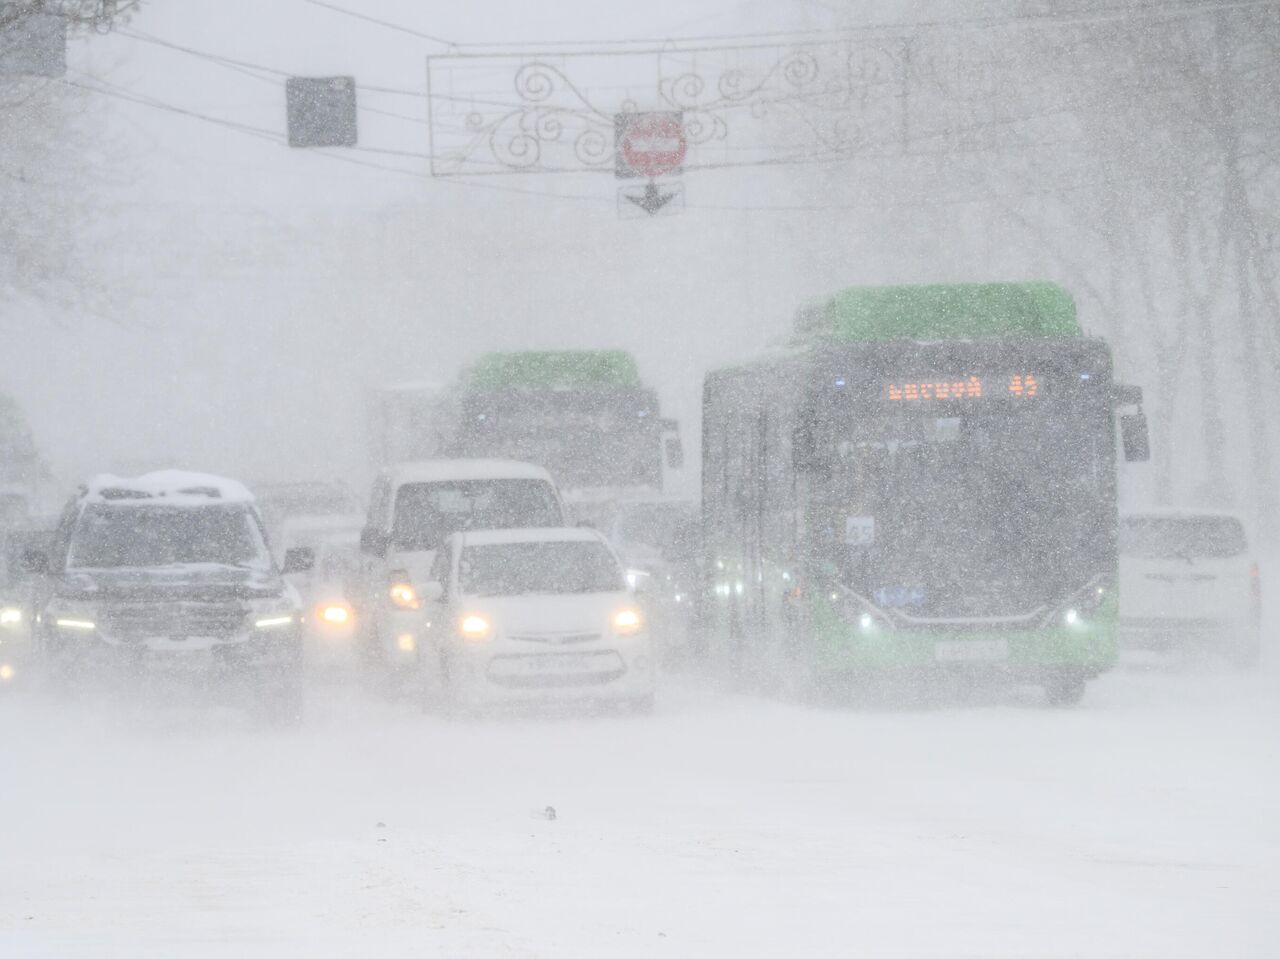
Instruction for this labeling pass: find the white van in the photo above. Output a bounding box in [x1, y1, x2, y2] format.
[1119, 511, 1261, 666]
[355, 460, 566, 673]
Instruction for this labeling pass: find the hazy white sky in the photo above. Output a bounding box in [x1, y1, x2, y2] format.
[9, 0, 1070, 498]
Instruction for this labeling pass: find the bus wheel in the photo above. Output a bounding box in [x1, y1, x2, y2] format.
[1043, 672, 1087, 707]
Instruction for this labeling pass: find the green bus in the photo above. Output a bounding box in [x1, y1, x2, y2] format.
[699, 282, 1149, 705]
[443, 350, 683, 495]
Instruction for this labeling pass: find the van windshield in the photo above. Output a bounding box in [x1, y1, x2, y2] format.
[391, 479, 561, 552]
[1119, 515, 1247, 560]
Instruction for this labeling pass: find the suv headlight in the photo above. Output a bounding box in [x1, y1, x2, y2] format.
[48, 603, 98, 632]
[55, 616, 96, 631]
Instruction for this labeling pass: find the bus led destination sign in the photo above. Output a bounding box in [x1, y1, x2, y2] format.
[884, 374, 1040, 402]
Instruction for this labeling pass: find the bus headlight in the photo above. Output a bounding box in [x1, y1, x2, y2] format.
[1043, 578, 1110, 628]
[835, 590, 890, 632]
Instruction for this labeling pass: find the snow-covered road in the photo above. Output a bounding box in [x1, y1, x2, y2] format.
[1, 662, 1275, 958]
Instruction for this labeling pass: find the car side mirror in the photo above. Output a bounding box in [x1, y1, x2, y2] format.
[1121, 413, 1150, 462]
[282, 547, 314, 574]
[20, 548, 49, 575]
[664, 436, 684, 470]
[360, 527, 389, 558]
[421, 581, 444, 604]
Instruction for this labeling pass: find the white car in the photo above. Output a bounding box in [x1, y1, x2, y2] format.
[1119, 511, 1261, 666]
[419, 527, 657, 713]
[355, 460, 567, 679]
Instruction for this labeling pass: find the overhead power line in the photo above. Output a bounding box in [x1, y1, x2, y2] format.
[304, 0, 1280, 51]
[302, 0, 457, 46]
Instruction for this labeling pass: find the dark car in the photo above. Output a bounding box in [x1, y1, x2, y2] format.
[27, 471, 311, 722]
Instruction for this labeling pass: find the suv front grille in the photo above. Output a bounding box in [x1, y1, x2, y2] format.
[100, 603, 248, 641]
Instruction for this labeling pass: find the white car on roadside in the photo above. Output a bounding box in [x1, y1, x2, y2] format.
[1119, 510, 1261, 666]
[419, 527, 656, 713]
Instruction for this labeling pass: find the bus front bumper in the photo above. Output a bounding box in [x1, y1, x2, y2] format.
[811, 619, 1118, 679]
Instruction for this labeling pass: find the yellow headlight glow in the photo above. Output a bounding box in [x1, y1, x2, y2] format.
[0, 663, 14, 682]
[388, 582, 419, 610]
[458, 613, 491, 641]
[613, 607, 643, 636]
[317, 603, 353, 625]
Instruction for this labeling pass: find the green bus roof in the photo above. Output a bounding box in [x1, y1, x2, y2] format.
[800, 282, 1080, 342]
[462, 350, 641, 391]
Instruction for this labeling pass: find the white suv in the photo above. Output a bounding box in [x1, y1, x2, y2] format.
[1119, 511, 1261, 667]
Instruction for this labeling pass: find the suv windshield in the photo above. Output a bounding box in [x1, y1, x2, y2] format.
[459, 540, 623, 596]
[67, 503, 271, 570]
[391, 479, 561, 551]
[1120, 515, 1247, 560]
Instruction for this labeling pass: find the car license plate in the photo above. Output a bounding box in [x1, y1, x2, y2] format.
[494, 653, 606, 676]
[934, 639, 1009, 663]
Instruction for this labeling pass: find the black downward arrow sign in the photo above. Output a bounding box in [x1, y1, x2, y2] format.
[627, 181, 677, 216]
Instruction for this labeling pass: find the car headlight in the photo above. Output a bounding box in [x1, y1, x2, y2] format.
[612, 607, 643, 636]
[458, 613, 491, 641]
[316, 602, 353, 626]
[388, 580, 419, 610]
[254, 613, 297, 630]
[0, 607, 22, 626]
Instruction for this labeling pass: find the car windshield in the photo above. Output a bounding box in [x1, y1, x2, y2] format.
[459, 540, 624, 596]
[67, 503, 271, 570]
[391, 479, 561, 551]
[1120, 516, 1247, 560]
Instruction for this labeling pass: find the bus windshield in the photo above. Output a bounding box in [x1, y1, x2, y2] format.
[453, 388, 661, 489]
[822, 405, 1110, 618]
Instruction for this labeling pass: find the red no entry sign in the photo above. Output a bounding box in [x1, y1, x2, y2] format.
[615, 112, 686, 179]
